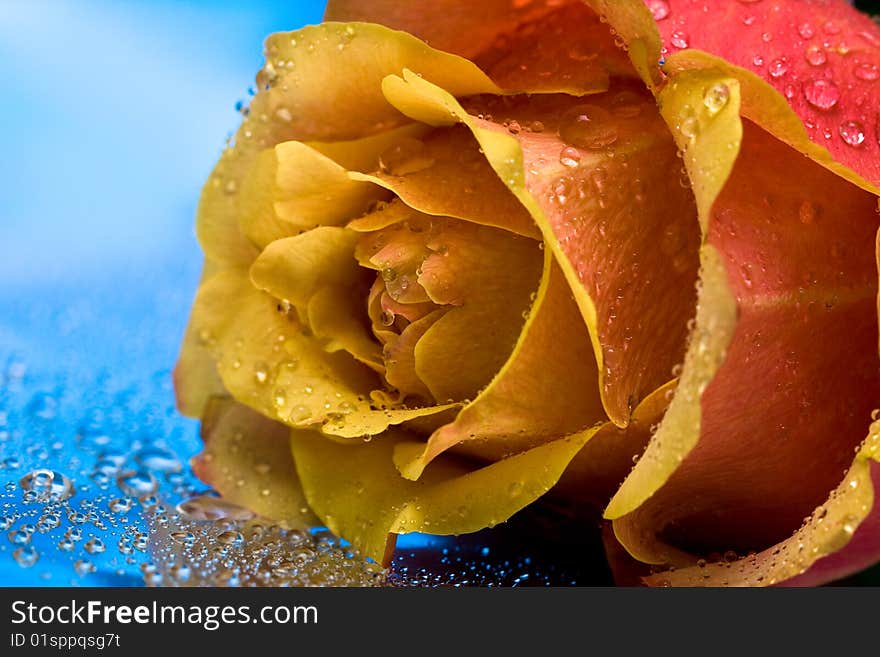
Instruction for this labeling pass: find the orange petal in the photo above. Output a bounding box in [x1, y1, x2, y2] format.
[324, 0, 573, 61]
[350, 126, 540, 238]
[641, 424, 880, 587]
[464, 89, 701, 425]
[472, 1, 636, 95]
[559, 379, 677, 509]
[613, 120, 880, 566]
[383, 309, 447, 402]
[192, 398, 317, 527]
[413, 221, 544, 402]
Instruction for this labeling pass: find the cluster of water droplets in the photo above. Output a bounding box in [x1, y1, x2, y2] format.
[649, 0, 878, 151]
[0, 352, 393, 587]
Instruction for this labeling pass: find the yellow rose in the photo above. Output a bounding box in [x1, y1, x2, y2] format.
[176, 0, 880, 586]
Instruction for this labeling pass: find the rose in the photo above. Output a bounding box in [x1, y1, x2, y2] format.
[174, 0, 880, 586]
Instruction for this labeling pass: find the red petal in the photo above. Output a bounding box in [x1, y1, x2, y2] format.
[654, 0, 880, 186]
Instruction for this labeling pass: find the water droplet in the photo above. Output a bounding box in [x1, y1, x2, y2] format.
[839, 120, 866, 147]
[854, 62, 879, 82]
[768, 58, 788, 78]
[380, 309, 396, 326]
[803, 79, 839, 110]
[134, 446, 181, 473]
[703, 82, 730, 114]
[116, 470, 158, 498]
[13, 546, 39, 568]
[798, 23, 815, 40]
[73, 559, 96, 576]
[84, 538, 106, 554]
[804, 45, 827, 66]
[254, 363, 269, 385]
[1, 456, 21, 470]
[217, 530, 245, 548]
[557, 104, 618, 150]
[646, 0, 669, 20]
[108, 497, 133, 513]
[170, 531, 196, 546]
[19, 469, 75, 502]
[670, 31, 689, 49]
[559, 146, 581, 168]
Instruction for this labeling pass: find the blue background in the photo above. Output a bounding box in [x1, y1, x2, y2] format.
[0, 0, 327, 586]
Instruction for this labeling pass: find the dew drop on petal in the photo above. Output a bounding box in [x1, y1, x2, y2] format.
[798, 23, 815, 39]
[557, 104, 618, 150]
[559, 146, 581, 168]
[804, 45, 827, 66]
[839, 120, 866, 147]
[803, 79, 839, 110]
[703, 82, 730, 114]
[769, 58, 788, 78]
[646, 0, 669, 20]
[854, 62, 879, 82]
[670, 31, 689, 49]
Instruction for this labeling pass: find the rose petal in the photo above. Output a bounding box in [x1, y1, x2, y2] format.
[174, 262, 228, 418]
[192, 397, 317, 527]
[291, 426, 597, 564]
[640, 425, 880, 587]
[190, 269, 456, 439]
[652, 0, 880, 187]
[472, 2, 634, 95]
[350, 126, 541, 238]
[381, 71, 701, 426]
[383, 309, 447, 402]
[609, 74, 880, 572]
[413, 221, 544, 402]
[324, 0, 574, 61]
[396, 250, 604, 479]
[559, 379, 677, 509]
[583, 0, 664, 86]
[239, 142, 387, 249]
[197, 21, 502, 265]
[307, 287, 383, 371]
[250, 227, 364, 308]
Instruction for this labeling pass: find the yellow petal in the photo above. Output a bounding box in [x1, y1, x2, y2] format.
[582, 0, 663, 87]
[197, 20, 503, 265]
[290, 426, 597, 564]
[174, 261, 228, 418]
[412, 221, 543, 402]
[191, 268, 455, 439]
[192, 398, 317, 527]
[249, 226, 363, 308]
[397, 249, 604, 479]
[239, 142, 387, 249]
[307, 287, 383, 370]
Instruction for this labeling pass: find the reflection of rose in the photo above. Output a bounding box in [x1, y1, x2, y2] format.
[175, 0, 880, 585]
